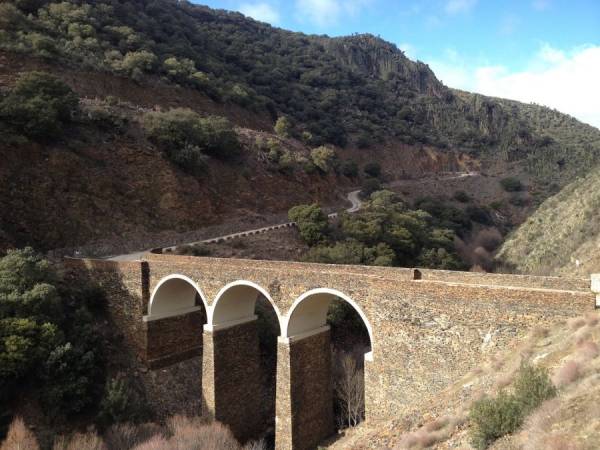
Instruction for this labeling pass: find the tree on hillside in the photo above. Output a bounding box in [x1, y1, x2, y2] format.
[288, 204, 329, 245]
[143, 108, 240, 174]
[310, 146, 336, 173]
[274, 116, 292, 138]
[0, 71, 78, 140]
[0, 248, 105, 417]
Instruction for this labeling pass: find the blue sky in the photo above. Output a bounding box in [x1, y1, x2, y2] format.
[197, 1, 600, 128]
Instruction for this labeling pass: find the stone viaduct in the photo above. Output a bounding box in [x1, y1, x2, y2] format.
[65, 253, 598, 450]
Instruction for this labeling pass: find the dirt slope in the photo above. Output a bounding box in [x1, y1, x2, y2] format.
[330, 311, 600, 449]
[497, 166, 600, 276]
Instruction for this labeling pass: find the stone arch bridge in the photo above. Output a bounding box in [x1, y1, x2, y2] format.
[65, 254, 597, 450]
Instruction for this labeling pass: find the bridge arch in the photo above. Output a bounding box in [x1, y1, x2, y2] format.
[283, 287, 374, 358]
[148, 274, 207, 318]
[208, 280, 282, 330]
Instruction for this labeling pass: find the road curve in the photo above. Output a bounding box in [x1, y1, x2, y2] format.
[109, 189, 363, 261]
[107, 172, 477, 261]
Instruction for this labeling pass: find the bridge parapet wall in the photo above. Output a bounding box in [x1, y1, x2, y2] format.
[417, 268, 590, 291]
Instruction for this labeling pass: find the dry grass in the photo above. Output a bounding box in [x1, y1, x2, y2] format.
[166, 416, 240, 450]
[0, 416, 250, 450]
[0, 417, 40, 450]
[52, 432, 107, 450]
[552, 360, 581, 387]
[576, 340, 599, 361]
[568, 317, 586, 331]
[394, 416, 463, 449]
[104, 423, 162, 450]
[131, 435, 170, 450]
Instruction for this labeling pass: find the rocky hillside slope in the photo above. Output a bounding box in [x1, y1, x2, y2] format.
[331, 310, 600, 449]
[1, 0, 600, 253]
[497, 166, 600, 276]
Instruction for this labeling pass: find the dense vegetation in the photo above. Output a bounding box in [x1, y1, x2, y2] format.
[0, 71, 78, 142]
[142, 108, 240, 174]
[2, 0, 600, 190]
[0, 248, 104, 419]
[289, 191, 466, 269]
[0, 248, 147, 439]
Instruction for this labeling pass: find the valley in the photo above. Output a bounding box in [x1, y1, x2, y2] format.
[1, 1, 600, 449]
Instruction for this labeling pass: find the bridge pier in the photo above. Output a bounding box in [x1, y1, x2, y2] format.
[201, 317, 264, 443]
[275, 326, 334, 450]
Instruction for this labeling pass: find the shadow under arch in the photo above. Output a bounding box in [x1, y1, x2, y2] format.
[203, 280, 281, 445]
[208, 279, 282, 330]
[282, 287, 374, 360]
[148, 273, 208, 318]
[143, 274, 208, 373]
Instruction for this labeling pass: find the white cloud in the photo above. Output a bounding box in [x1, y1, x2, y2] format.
[294, 0, 370, 27]
[431, 44, 600, 129]
[239, 2, 280, 24]
[445, 0, 477, 14]
[398, 42, 416, 59]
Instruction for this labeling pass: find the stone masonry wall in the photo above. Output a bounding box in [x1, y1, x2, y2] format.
[202, 320, 264, 443]
[62, 258, 147, 354]
[145, 309, 205, 368]
[276, 329, 334, 450]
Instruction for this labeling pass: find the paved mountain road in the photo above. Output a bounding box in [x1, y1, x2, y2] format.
[108, 172, 477, 261]
[109, 189, 363, 261]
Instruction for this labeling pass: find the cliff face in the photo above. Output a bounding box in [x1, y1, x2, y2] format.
[324, 35, 445, 97]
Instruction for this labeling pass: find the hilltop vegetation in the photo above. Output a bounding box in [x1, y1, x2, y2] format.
[2, 0, 600, 183]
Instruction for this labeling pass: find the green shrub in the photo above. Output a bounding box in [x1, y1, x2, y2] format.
[288, 204, 329, 245]
[97, 378, 145, 426]
[489, 200, 504, 210]
[340, 160, 359, 178]
[500, 177, 524, 192]
[121, 50, 157, 80]
[41, 342, 98, 415]
[310, 146, 336, 173]
[0, 71, 78, 140]
[274, 116, 292, 137]
[0, 248, 105, 418]
[466, 205, 493, 225]
[175, 244, 211, 256]
[512, 364, 556, 414]
[163, 56, 196, 83]
[363, 162, 381, 178]
[469, 364, 556, 449]
[509, 195, 528, 207]
[453, 191, 470, 202]
[143, 108, 240, 173]
[360, 178, 381, 198]
[470, 392, 524, 450]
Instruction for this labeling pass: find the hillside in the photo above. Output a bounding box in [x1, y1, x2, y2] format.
[1, 0, 600, 253]
[331, 310, 600, 449]
[496, 166, 600, 276]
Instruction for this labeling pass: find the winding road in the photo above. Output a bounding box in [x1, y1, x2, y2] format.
[109, 189, 363, 261]
[108, 172, 477, 261]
